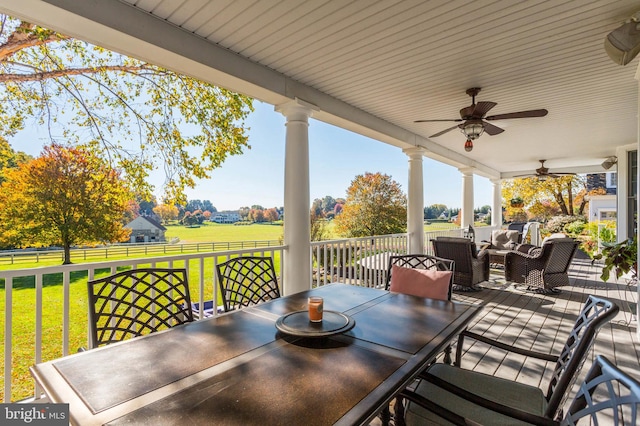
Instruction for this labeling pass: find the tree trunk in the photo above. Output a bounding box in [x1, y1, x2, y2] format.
[63, 243, 72, 265]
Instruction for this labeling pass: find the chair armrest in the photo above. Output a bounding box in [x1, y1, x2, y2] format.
[478, 240, 491, 250]
[515, 243, 537, 254]
[407, 373, 559, 426]
[455, 330, 558, 366]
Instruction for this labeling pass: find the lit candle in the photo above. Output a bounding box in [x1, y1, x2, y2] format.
[308, 296, 323, 322]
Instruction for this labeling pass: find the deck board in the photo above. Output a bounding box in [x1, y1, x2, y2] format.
[368, 257, 640, 424]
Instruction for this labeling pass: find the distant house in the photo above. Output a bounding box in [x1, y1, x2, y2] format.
[124, 216, 167, 243]
[211, 211, 242, 223]
[587, 172, 617, 195]
[586, 171, 617, 222]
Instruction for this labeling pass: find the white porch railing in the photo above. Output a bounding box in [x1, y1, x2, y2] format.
[2, 228, 497, 402]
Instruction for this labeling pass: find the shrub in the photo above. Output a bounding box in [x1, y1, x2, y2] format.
[544, 215, 586, 234]
[564, 220, 586, 235]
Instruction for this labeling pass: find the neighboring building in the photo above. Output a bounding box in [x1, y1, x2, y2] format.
[211, 211, 242, 223]
[586, 171, 617, 223]
[586, 172, 617, 195]
[124, 216, 167, 243]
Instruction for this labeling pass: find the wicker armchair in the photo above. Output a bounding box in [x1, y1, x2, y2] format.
[505, 237, 578, 293]
[431, 237, 489, 290]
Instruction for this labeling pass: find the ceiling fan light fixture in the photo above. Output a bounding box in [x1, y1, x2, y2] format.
[461, 121, 484, 141]
[464, 139, 473, 152]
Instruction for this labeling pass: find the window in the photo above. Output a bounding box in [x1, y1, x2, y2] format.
[628, 150, 637, 238]
[606, 172, 617, 188]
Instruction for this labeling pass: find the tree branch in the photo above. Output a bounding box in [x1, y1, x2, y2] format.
[0, 21, 67, 61]
[0, 64, 149, 82]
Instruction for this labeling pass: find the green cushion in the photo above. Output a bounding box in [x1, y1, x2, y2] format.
[405, 363, 548, 425]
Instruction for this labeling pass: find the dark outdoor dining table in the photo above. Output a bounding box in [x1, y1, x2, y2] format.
[30, 283, 482, 425]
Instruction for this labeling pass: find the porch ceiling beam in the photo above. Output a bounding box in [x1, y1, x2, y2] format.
[0, 0, 500, 179]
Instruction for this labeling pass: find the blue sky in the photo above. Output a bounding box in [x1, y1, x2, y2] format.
[10, 100, 493, 211]
[185, 101, 493, 211]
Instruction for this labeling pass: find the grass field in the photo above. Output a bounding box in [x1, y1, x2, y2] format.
[166, 222, 285, 242]
[1, 220, 460, 401]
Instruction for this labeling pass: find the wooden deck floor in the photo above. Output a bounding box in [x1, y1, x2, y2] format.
[370, 257, 640, 424]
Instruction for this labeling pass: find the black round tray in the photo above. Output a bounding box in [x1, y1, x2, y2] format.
[275, 310, 355, 338]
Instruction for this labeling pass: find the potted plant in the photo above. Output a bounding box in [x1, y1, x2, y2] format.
[593, 236, 637, 283]
[510, 197, 524, 208]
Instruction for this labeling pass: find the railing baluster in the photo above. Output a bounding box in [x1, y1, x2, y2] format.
[4, 277, 12, 402]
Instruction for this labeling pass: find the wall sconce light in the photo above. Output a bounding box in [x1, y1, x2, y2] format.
[601, 156, 617, 170]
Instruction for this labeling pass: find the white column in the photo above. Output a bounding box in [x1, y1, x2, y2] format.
[404, 147, 426, 253]
[275, 99, 317, 295]
[490, 178, 503, 228]
[459, 168, 475, 229]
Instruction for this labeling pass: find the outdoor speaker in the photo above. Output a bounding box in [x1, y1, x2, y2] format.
[605, 19, 640, 65]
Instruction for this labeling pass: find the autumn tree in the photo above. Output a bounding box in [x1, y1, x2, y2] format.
[502, 175, 591, 221]
[334, 172, 407, 237]
[153, 204, 179, 224]
[0, 136, 31, 183]
[0, 16, 253, 203]
[0, 144, 132, 264]
[265, 208, 279, 223]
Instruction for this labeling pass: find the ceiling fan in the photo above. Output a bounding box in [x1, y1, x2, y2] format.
[513, 160, 576, 180]
[414, 87, 548, 151]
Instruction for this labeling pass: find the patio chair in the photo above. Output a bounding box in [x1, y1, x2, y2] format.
[505, 237, 579, 293]
[479, 229, 520, 266]
[399, 354, 639, 426]
[381, 254, 456, 425]
[384, 254, 455, 296]
[396, 295, 619, 425]
[385, 254, 455, 358]
[216, 256, 281, 312]
[87, 268, 194, 348]
[431, 237, 489, 290]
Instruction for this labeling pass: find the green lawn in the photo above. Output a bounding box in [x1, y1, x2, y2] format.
[166, 222, 284, 242]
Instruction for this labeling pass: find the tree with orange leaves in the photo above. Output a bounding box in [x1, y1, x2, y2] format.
[334, 172, 407, 237]
[0, 143, 132, 264]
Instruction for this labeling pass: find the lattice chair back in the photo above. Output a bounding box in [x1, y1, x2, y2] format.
[562, 355, 640, 425]
[384, 254, 455, 299]
[87, 268, 194, 348]
[216, 256, 281, 312]
[544, 295, 619, 418]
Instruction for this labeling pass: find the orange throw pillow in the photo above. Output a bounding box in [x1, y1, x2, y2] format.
[389, 265, 452, 301]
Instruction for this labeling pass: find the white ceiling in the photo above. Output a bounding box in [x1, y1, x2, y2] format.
[2, 0, 640, 179]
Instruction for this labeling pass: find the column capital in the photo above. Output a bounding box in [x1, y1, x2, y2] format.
[490, 178, 502, 185]
[402, 147, 427, 158]
[275, 98, 318, 121]
[458, 167, 475, 176]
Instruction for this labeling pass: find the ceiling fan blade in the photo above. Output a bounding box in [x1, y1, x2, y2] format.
[430, 125, 460, 138]
[414, 119, 463, 123]
[485, 109, 548, 120]
[482, 121, 504, 136]
[472, 101, 497, 117]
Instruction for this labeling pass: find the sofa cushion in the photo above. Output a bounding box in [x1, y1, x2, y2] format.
[389, 265, 451, 300]
[491, 230, 520, 250]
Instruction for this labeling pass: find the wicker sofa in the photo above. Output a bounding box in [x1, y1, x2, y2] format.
[431, 237, 489, 290]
